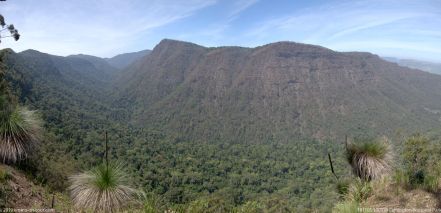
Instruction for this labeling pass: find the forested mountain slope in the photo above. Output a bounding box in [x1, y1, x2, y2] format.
[106, 49, 151, 70]
[2, 39, 441, 211]
[2, 49, 122, 127]
[67, 54, 118, 76]
[0, 49, 126, 174]
[118, 39, 441, 142]
[2, 46, 344, 211]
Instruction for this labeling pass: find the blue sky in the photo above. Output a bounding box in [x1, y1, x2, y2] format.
[0, 0, 440, 62]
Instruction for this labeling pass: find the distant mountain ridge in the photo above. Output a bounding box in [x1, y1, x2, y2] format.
[117, 39, 441, 142]
[383, 57, 441, 75]
[8, 41, 441, 143]
[67, 53, 118, 75]
[105, 49, 151, 69]
[54, 49, 151, 72]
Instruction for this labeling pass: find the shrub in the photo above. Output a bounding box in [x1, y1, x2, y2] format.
[402, 134, 430, 187]
[0, 107, 42, 163]
[336, 178, 351, 197]
[346, 138, 392, 181]
[142, 193, 167, 213]
[332, 201, 360, 213]
[0, 168, 11, 208]
[69, 163, 140, 212]
[234, 201, 265, 213]
[0, 168, 11, 183]
[392, 169, 410, 188]
[347, 178, 372, 203]
[423, 175, 439, 192]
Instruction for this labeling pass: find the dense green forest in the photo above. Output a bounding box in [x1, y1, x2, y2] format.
[0, 48, 354, 212]
[2, 39, 441, 212]
[1, 0, 441, 210]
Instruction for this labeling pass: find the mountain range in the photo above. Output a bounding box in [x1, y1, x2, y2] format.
[117, 39, 441, 142]
[2, 39, 441, 210]
[3, 39, 441, 142]
[383, 57, 441, 75]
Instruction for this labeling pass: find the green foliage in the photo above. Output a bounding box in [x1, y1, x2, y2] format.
[347, 140, 388, 160]
[402, 134, 430, 186]
[142, 193, 168, 213]
[423, 175, 439, 192]
[392, 169, 410, 188]
[233, 201, 264, 213]
[346, 138, 392, 181]
[93, 164, 119, 190]
[336, 178, 351, 197]
[4, 53, 349, 210]
[0, 168, 10, 183]
[0, 50, 43, 164]
[332, 201, 359, 213]
[0, 106, 42, 163]
[185, 196, 232, 213]
[2, 28, 441, 213]
[391, 134, 441, 194]
[123, 137, 344, 211]
[0, 50, 15, 127]
[0, 184, 11, 208]
[2, 48, 418, 212]
[347, 178, 372, 203]
[0, 167, 11, 208]
[69, 163, 140, 212]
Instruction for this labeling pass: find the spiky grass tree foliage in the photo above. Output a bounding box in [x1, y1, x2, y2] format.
[0, 107, 41, 163]
[346, 138, 392, 181]
[69, 163, 139, 212]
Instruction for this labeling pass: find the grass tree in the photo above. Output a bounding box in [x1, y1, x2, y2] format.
[69, 132, 140, 212]
[1, 60, 41, 163]
[69, 163, 139, 212]
[0, 106, 41, 163]
[346, 137, 392, 181]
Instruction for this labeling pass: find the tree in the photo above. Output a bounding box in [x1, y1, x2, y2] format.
[0, 50, 14, 116]
[69, 133, 140, 212]
[0, 50, 41, 163]
[0, 0, 20, 42]
[69, 163, 140, 212]
[0, 107, 42, 163]
[346, 137, 392, 181]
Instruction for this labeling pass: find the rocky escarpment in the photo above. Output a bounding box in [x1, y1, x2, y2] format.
[116, 39, 441, 143]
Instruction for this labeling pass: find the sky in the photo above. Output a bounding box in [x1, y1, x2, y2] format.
[0, 0, 440, 62]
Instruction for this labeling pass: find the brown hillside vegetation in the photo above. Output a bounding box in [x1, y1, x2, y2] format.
[0, 164, 72, 211]
[117, 39, 441, 143]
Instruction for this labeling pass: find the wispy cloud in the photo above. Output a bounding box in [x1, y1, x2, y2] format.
[0, 0, 217, 57]
[228, 0, 259, 20]
[241, 0, 441, 62]
[176, 0, 260, 47]
[0, 0, 439, 62]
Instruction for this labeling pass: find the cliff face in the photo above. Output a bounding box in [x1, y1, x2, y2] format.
[118, 39, 441, 142]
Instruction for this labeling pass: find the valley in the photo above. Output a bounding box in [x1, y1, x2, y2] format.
[2, 39, 441, 211]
